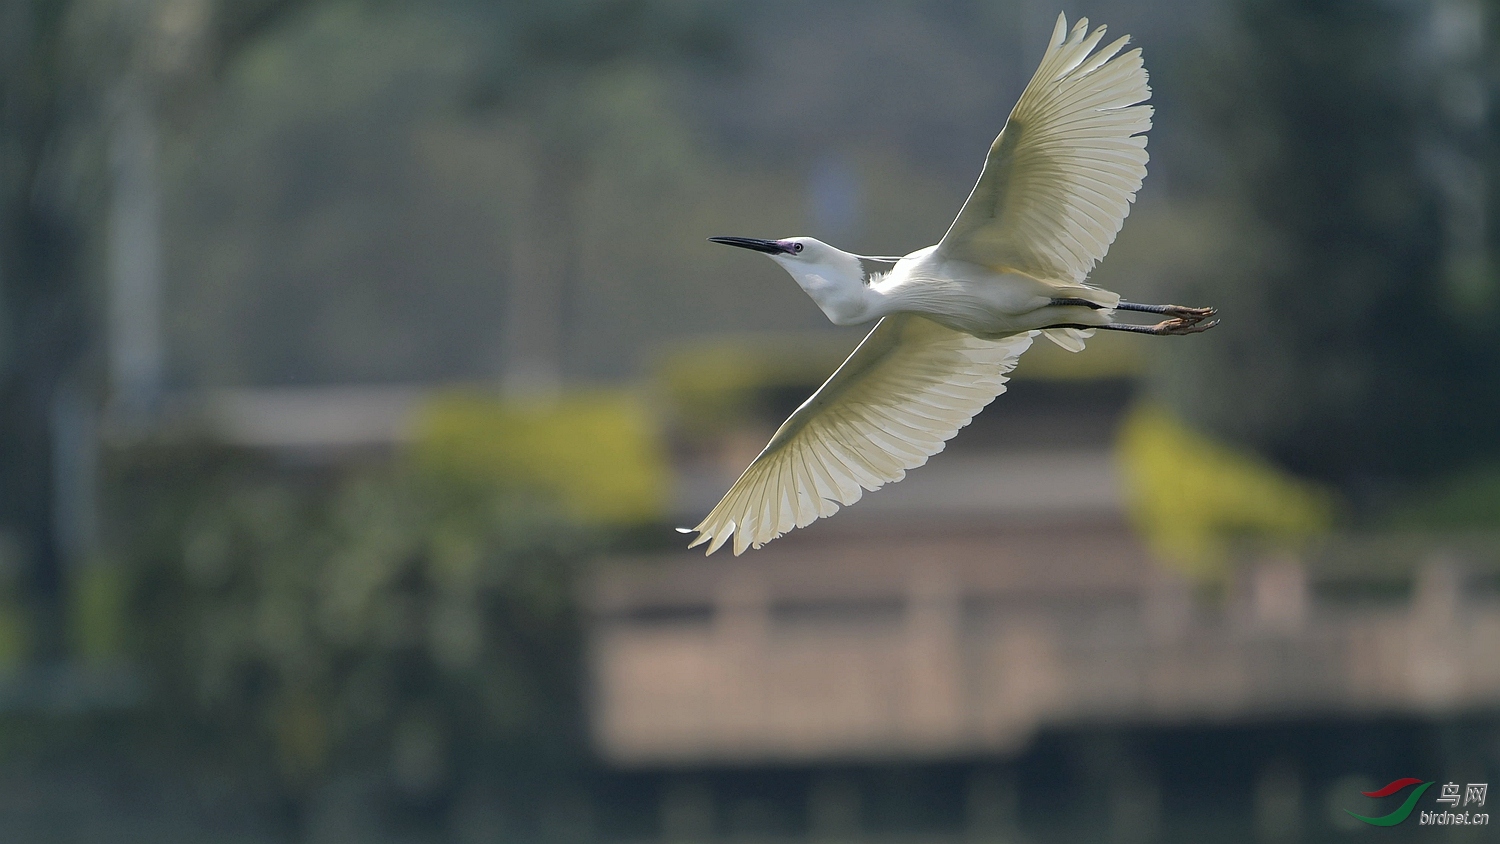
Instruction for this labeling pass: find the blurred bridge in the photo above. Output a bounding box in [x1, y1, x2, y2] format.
[586, 518, 1500, 767]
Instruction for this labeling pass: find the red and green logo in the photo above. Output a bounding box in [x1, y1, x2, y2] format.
[1347, 778, 1434, 826]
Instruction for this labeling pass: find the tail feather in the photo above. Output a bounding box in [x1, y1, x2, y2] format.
[1043, 283, 1114, 352]
[1050, 283, 1120, 308]
[1043, 327, 1095, 351]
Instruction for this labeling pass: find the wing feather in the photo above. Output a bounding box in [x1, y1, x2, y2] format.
[937, 13, 1151, 284]
[685, 316, 1034, 555]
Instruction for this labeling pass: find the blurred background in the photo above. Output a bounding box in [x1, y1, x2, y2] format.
[3, 0, 1500, 841]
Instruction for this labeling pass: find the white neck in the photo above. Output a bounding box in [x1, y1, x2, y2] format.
[772, 249, 887, 326]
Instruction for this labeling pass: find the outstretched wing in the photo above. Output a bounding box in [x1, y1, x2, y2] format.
[938, 13, 1151, 284]
[684, 317, 1034, 555]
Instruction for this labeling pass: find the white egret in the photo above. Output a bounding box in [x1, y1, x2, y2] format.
[683, 13, 1217, 556]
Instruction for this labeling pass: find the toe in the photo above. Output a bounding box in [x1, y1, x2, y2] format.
[1165, 304, 1216, 322]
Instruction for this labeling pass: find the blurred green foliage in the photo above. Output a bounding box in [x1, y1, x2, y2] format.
[655, 335, 857, 441]
[656, 328, 1149, 446]
[1117, 404, 1336, 575]
[414, 390, 671, 526]
[100, 429, 597, 818]
[1162, 0, 1500, 512]
[68, 562, 129, 664]
[1390, 462, 1500, 529]
[0, 603, 28, 670]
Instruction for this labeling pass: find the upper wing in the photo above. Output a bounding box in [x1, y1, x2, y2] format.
[684, 316, 1034, 555]
[937, 13, 1152, 284]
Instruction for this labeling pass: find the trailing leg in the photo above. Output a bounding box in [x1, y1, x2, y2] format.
[1049, 298, 1216, 323]
[1048, 297, 1106, 310]
[1048, 318, 1219, 336]
[1117, 301, 1216, 322]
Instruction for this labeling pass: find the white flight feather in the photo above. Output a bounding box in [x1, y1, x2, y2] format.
[685, 317, 1034, 555]
[938, 13, 1152, 285]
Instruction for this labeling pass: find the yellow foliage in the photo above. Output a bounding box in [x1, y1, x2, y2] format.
[658, 330, 1146, 445]
[655, 334, 853, 437]
[1116, 404, 1335, 575]
[412, 391, 670, 526]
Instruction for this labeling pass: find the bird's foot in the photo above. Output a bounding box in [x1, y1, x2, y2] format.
[1161, 304, 1217, 323]
[1154, 316, 1220, 335]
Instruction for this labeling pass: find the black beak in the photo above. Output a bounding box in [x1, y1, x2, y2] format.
[708, 236, 792, 255]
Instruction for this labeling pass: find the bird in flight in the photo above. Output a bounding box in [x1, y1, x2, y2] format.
[683, 13, 1216, 555]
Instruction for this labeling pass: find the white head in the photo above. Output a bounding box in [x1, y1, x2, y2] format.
[709, 236, 879, 326]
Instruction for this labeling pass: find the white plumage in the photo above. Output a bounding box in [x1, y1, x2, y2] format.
[684, 13, 1215, 555]
[939, 16, 1152, 285]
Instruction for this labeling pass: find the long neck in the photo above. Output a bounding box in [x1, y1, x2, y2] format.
[780, 254, 889, 326]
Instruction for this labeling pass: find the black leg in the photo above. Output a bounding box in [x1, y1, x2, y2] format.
[1117, 301, 1217, 320]
[1048, 319, 1219, 336]
[1048, 297, 1105, 309]
[1051, 298, 1217, 323]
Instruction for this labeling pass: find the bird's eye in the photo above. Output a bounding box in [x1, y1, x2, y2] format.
[792, 242, 804, 253]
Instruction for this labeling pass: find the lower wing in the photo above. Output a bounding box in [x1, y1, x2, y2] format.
[683, 316, 1035, 555]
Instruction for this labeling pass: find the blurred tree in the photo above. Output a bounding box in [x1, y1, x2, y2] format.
[0, 1, 87, 660]
[1163, 0, 1500, 512]
[108, 437, 593, 835]
[0, 0, 318, 661]
[470, 0, 733, 394]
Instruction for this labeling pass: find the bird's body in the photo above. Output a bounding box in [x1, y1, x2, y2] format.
[795, 243, 1116, 338]
[684, 13, 1217, 556]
